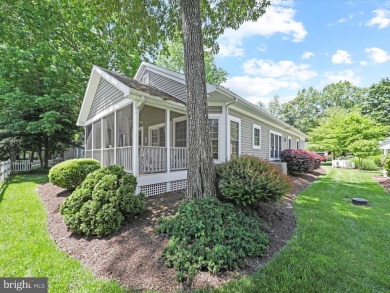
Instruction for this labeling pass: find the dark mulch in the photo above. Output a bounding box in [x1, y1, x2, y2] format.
[373, 175, 390, 194]
[37, 168, 326, 292]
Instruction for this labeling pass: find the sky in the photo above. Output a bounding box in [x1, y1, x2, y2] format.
[215, 0, 390, 106]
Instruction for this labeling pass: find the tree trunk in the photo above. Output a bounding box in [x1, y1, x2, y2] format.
[44, 137, 49, 168]
[180, 0, 216, 199]
[38, 150, 43, 167]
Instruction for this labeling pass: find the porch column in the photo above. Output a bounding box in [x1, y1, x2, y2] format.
[166, 109, 171, 174]
[84, 126, 87, 158]
[101, 118, 103, 164]
[132, 101, 139, 177]
[114, 110, 117, 165]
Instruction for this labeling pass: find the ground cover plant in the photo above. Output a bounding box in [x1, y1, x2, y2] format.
[216, 155, 292, 206]
[49, 158, 101, 190]
[205, 167, 390, 292]
[156, 197, 268, 282]
[281, 149, 321, 174]
[60, 165, 145, 237]
[0, 175, 127, 293]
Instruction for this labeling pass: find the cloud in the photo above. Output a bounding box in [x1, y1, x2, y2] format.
[331, 50, 353, 64]
[365, 47, 390, 63]
[222, 76, 299, 103]
[360, 61, 368, 66]
[243, 59, 317, 81]
[322, 70, 362, 86]
[366, 9, 390, 29]
[218, 0, 307, 57]
[302, 51, 314, 60]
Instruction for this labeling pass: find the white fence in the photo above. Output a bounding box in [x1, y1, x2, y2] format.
[0, 160, 12, 182]
[332, 159, 355, 169]
[11, 159, 63, 173]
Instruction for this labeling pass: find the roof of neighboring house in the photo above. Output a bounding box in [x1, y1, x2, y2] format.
[98, 67, 185, 105]
[380, 140, 390, 149]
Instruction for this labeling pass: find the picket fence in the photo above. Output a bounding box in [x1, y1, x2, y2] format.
[0, 159, 63, 182]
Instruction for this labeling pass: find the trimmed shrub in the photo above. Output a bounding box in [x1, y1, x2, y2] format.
[280, 149, 322, 174]
[216, 155, 292, 206]
[156, 197, 268, 282]
[60, 165, 145, 237]
[49, 159, 101, 190]
[385, 156, 390, 173]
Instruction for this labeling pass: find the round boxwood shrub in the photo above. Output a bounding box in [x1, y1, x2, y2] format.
[60, 165, 145, 237]
[156, 197, 268, 282]
[49, 158, 101, 190]
[216, 155, 292, 206]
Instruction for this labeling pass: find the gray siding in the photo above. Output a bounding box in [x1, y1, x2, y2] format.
[228, 109, 302, 160]
[143, 70, 187, 102]
[208, 106, 222, 114]
[88, 78, 125, 120]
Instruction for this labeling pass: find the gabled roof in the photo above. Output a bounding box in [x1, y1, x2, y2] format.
[380, 140, 390, 150]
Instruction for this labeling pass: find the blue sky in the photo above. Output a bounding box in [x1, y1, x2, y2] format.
[215, 0, 390, 105]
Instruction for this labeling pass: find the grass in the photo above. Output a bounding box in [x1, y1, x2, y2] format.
[2, 169, 390, 292]
[0, 175, 129, 293]
[205, 167, 390, 293]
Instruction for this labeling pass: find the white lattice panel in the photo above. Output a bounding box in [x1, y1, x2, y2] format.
[170, 179, 187, 192]
[140, 182, 168, 196]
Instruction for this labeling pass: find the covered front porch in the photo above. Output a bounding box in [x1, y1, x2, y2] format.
[84, 101, 188, 176]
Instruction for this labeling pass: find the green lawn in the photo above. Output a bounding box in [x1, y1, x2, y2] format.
[1, 169, 390, 293]
[0, 175, 128, 293]
[206, 167, 390, 293]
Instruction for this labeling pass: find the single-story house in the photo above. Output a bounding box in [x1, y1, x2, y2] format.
[77, 62, 308, 196]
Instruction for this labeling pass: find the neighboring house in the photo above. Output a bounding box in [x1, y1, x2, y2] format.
[77, 62, 308, 196]
[380, 140, 390, 155]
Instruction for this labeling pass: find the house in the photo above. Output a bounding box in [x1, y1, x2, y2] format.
[77, 62, 308, 196]
[380, 139, 390, 155]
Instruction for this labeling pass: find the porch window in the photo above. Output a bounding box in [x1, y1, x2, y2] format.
[86, 124, 92, 150]
[150, 125, 165, 147]
[175, 120, 187, 147]
[209, 119, 219, 159]
[230, 120, 240, 156]
[103, 113, 114, 148]
[116, 104, 132, 147]
[270, 131, 282, 160]
[93, 120, 102, 150]
[253, 124, 261, 149]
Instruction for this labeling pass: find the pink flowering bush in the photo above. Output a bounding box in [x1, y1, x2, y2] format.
[281, 149, 321, 174]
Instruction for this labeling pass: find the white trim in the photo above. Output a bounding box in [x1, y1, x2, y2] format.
[297, 139, 300, 150]
[139, 126, 144, 146]
[165, 110, 171, 174]
[209, 114, 223, 162]
[228, 115, 241, 160]
[85, 99, 133, 125]
[269, 130, 283, 161]
[288, 136, 292, 150]
[252, 124, 262, 149]
[137, 170, 187, 186]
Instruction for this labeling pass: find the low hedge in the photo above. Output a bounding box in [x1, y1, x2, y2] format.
[156, 197, 268, 282]
[280, 149, 321, 174]
[60, 165, 145, 237]
[49, 158, 101, 190]
[384, 156, 390, 173]
[216, 155, 292, 206]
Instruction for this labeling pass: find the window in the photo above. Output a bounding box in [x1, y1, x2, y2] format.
[150, 124, 165, 147]
[209, 119, 219, 159]
[103, 113, 114, 148]
[297, 140, 300, 150]
[230, 119, 240, 156]
[175, 120, 187, 147]
[93, 120, 102, 150]
[288, 137, 292, 149]
[270, 131, 282, 160]
[116, 104, 133, 147]
[86, 124, 92, 150]
[253, 124, 261, 149]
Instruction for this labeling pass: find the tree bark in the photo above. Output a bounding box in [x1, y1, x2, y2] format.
[180, 0, 216, 199]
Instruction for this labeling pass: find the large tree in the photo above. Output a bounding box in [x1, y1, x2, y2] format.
[92, 0, 270, 198]
[362, 77, 390, 127]
[155, 40, 228, 85]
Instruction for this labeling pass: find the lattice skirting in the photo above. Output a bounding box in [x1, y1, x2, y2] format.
[140, 179, 187, 196]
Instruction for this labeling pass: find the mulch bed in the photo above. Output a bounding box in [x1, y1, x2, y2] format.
[37, 168, 326, 292]
[373, 176, 390, 194]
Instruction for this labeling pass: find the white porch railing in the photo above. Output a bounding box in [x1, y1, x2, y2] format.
[103, 149, 115, 167]
[139, 146, 167, 173]
[116, 146, 133, 172]
[0, 160, 12, 182]
[170, 147, 188, 170]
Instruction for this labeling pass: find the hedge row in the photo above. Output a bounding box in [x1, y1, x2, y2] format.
[280, 149, 321, 174]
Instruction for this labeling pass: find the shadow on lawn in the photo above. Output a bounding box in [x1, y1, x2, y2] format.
[0, 174, 48, 203]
